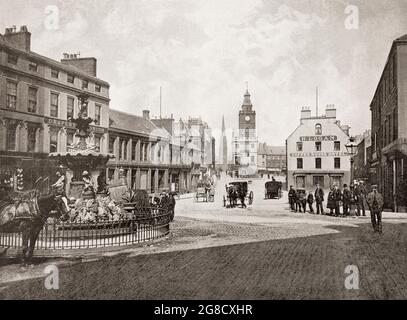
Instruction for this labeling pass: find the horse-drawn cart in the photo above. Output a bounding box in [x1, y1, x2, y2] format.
[264, 181, 282, 199]
[223, 181, 253, 208]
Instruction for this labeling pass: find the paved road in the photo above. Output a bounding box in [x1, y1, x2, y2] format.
[1, 177, 407, 299]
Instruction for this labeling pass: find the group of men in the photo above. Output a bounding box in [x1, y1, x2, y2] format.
[288, 182, 384, 234]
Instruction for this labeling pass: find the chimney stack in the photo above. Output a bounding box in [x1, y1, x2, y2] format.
[300, 106, 311, 119]
[325, 104, 336, 118]
[61, 53, 97, 77]
[142, 110, 150, 120]
[4, 25, 31, 51]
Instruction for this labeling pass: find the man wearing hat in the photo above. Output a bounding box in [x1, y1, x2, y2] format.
[366, 185, 384, 234]
[354, 181, 367, 216]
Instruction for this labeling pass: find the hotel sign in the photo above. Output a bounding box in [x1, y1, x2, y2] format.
[299, 135, 337, 141]
[290, 152, 348, 157]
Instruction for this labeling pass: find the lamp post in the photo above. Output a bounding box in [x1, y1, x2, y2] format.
[345, 136, 358, 185]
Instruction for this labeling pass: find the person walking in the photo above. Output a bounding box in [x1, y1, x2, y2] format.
[288, 186, 297, 211]
[342, 184, 352, 216]
[314, 184, 325, 215]
[355, 181, 367, 216]
[307, 192, 314, 213]
[366, 185, 384, 234]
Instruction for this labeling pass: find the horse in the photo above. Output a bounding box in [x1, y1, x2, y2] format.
[227, 185, 238, 208]
[0, 192, 70, 265]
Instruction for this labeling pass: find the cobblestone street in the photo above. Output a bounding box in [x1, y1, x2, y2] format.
[1, 178, 407, 299]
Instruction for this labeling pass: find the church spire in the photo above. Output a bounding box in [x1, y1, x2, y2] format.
[221, 115, 225, 133]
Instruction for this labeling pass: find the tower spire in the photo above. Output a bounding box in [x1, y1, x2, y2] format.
[222, 115, 226, 133]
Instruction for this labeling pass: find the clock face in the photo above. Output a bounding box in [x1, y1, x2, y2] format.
[245, 115, 251, 122]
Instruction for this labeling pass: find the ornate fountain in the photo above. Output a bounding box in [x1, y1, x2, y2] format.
[49, 94, 114, 199]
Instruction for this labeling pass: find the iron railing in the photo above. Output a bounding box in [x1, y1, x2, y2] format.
[0, 207, 170, 250]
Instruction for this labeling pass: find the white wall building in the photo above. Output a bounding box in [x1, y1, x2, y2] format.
[286, 105, 351, 192]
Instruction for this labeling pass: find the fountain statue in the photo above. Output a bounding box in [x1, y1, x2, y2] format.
[49, 94, 114, 199]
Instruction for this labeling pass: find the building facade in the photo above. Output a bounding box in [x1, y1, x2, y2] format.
[353, 130, 371, 184]
[286, 106, 351, 192]
[0, 26, 110, 193]
[257, 143, 286, 176]
[232, 89, 258, 177]
[107, 109, 198, 194]
[369, 34, 407, 211]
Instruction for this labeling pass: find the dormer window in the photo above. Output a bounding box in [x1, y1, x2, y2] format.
[82, 80, 88, 89]
[315, 124, 322, 135]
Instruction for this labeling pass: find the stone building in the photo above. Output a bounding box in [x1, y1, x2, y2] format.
[257, 143, 286, 177]
[0, 26, 110, 192]
[286, 106, 351, 192]
[353, 130, 371, 184]
[369, 34, 407, 210]
[108, 110, 200, 194]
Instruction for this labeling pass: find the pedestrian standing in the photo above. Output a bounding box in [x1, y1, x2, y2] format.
[295, 190, 306, 213]
[342, 184, 352, 216]
[366, 185, 384, 234]
[333, 185, 342, 217]
[327, 187, 335, 215]
[288, 186, 297, 211]
[314, 184, 325, 215]
[307, 192, 314, 213]
[355, 181, 367, 216]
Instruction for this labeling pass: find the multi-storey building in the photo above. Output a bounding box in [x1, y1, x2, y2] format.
[369, 34, 407, 210]
[0, 26, 109, 192]
[353, 130, 371, 184]
[286, 106, 351, 192]
[257, 143, 286, 177]
[232, 89, 258, 177]
[107, 109, 197, 194]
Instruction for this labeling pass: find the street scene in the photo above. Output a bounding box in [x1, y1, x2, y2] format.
[1, 0, 407, 302]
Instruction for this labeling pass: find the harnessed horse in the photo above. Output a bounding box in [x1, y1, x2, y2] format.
[0, 191, 69, 264]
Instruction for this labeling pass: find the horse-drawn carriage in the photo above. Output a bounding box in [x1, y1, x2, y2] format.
[264, 180, 283, 199]
[223, 181, 254, 208]
[194, 186, 215, 203]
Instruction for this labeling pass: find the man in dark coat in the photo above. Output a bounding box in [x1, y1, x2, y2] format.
[296, 191, 307, 213]
[307, 192, 314, 213]
[288, 186, 297, 211]
[342, 184, 352, 216]
[366, 185, 384, 234]
[354, 181, 367, 216]
[314, 184, 325, 215]
[332, 185, 342, 217]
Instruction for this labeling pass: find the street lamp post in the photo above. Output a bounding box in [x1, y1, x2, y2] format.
[345, 136, 358, 185]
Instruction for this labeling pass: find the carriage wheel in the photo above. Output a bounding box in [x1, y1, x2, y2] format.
[249, 191, 254, 205]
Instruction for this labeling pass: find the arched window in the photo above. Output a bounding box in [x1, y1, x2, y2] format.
[315, 124, 322, 135]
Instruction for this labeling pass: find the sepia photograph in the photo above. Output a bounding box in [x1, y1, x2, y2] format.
[0, 0, 406, 310]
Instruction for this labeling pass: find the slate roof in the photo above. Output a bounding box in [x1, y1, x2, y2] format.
[0, 35, 109, 85]
[109, 109, 171, 140]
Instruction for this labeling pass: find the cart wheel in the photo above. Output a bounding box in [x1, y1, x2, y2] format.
[249, 191, 254, 205]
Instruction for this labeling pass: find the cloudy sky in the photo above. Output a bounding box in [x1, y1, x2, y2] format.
[1, 0, 407, 151]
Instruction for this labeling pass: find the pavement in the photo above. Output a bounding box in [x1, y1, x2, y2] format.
[0, 177, 406, 299]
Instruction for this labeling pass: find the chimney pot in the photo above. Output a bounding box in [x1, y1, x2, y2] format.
[142, 110, 150, 120]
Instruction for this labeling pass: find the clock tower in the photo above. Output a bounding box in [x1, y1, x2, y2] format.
[239, 89, 256, 131]
[232, 88, 258, 177]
